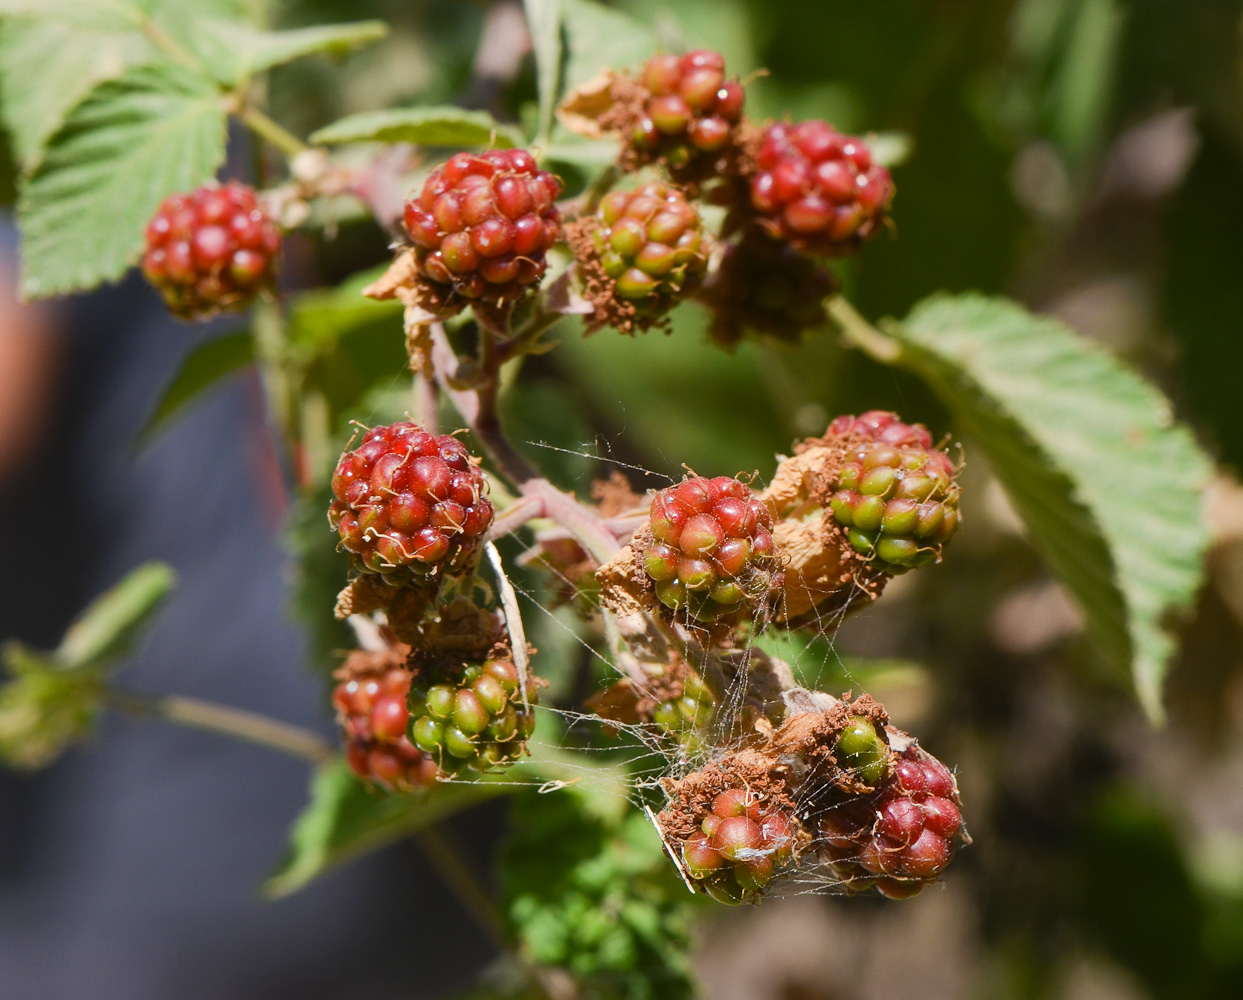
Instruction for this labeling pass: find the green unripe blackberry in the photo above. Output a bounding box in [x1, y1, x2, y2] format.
[406, 656, 538, 774]
[826, 411, 961, 571]
[833, 715, 890, 786]
[570, 182, 709, 333]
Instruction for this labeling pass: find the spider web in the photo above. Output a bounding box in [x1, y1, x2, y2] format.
[428, 437, 895, 899]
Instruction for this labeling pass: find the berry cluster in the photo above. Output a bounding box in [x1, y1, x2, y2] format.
[745, 121, 893, 256]
[702, 229, 835, 347]
[142, 182, 280, 319]
[630, 50, 746, 170]
[817, 743, 965, 898]
[576, 181, 708, 324]
[640, 475, 778, 624]
[680, 787, 797, 905]
[334, 653, 440, 792]
[407, 656, 537, 774]
[329, 422, 494, 585]
[826, 411, 960, 570]
[402, 149, 562, 303]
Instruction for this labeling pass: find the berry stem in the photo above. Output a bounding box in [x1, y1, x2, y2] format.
[415, 371, 440, 433]
[827, 297, 904, 365]
[252, 297, 309, 490]
[237, 105, 314, 159]
[521, 478, 621, 564]
[412, 827, 560, 1000]
[428, 323, 621, 562]
[105, 689, 335, 764]
[412, 825, 509, 947]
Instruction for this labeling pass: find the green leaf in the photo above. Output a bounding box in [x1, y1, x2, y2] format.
[1, 559, 175, 769]
[558, 0, 656, 93]
[286, 484, 355, 677]
[0, 646, 102, 770]
[523, 0, 561, 144]
[56, 562, 176, 670]
[500, 787, 698, 1000]
[18, 62, 227, 298]
[137, 331, 255, 448]
[264, 759, 510, 898]
[190, 18, 389, 86]
[0, 0, 245, 171]
[310, 105, 522, 149]
[892, 293, 1211, 720]
[285, 269, 406, 431]
[0, 18, 144, 169]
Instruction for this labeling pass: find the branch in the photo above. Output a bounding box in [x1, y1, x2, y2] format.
[827, 297, 904, 365]
[237, 106, 313, 159]
[430, 322, 622, 563]
[106, 689, 334, 764]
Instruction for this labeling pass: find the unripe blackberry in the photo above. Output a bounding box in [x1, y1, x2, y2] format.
[702, 229, 835, 347]
[333, 652, 440, 792]
[747, 121, 893, 256]
[834, 714, 890, 786]
[402, 149, 562, 303]
[680, 787, 796, 904]
[816, 743, 965, 897]
[406, 656, 538, 774]
[826, 411, 960, 571]
[328, 422, 494, 585]
[571, 182, 708, 332]
[629, 49, 746, 171]
[640, 475, 778, 624]
[142, 182, 280, 319]
[648, 668, 714, 746]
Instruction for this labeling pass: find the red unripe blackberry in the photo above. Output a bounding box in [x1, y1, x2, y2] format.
[333, 656, 440, 792]
[630, 49, 746, 170]
[142, 182, 280, 319]
[747, 121, 892, 256]
[641, 475, 779, 624]
[679, 787, 797, 905]
[402, 149, 562, 303]
[328, 422, 493, 585]
[406, 657, 538, 775]
[702, 229, 836, 347]
[826, 411, 960, 571]
[576, 181, 708, 324]
[815, 743, 966, 897]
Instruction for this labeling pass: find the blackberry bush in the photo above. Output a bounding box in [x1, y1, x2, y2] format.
[11, 3, 1215, 996]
